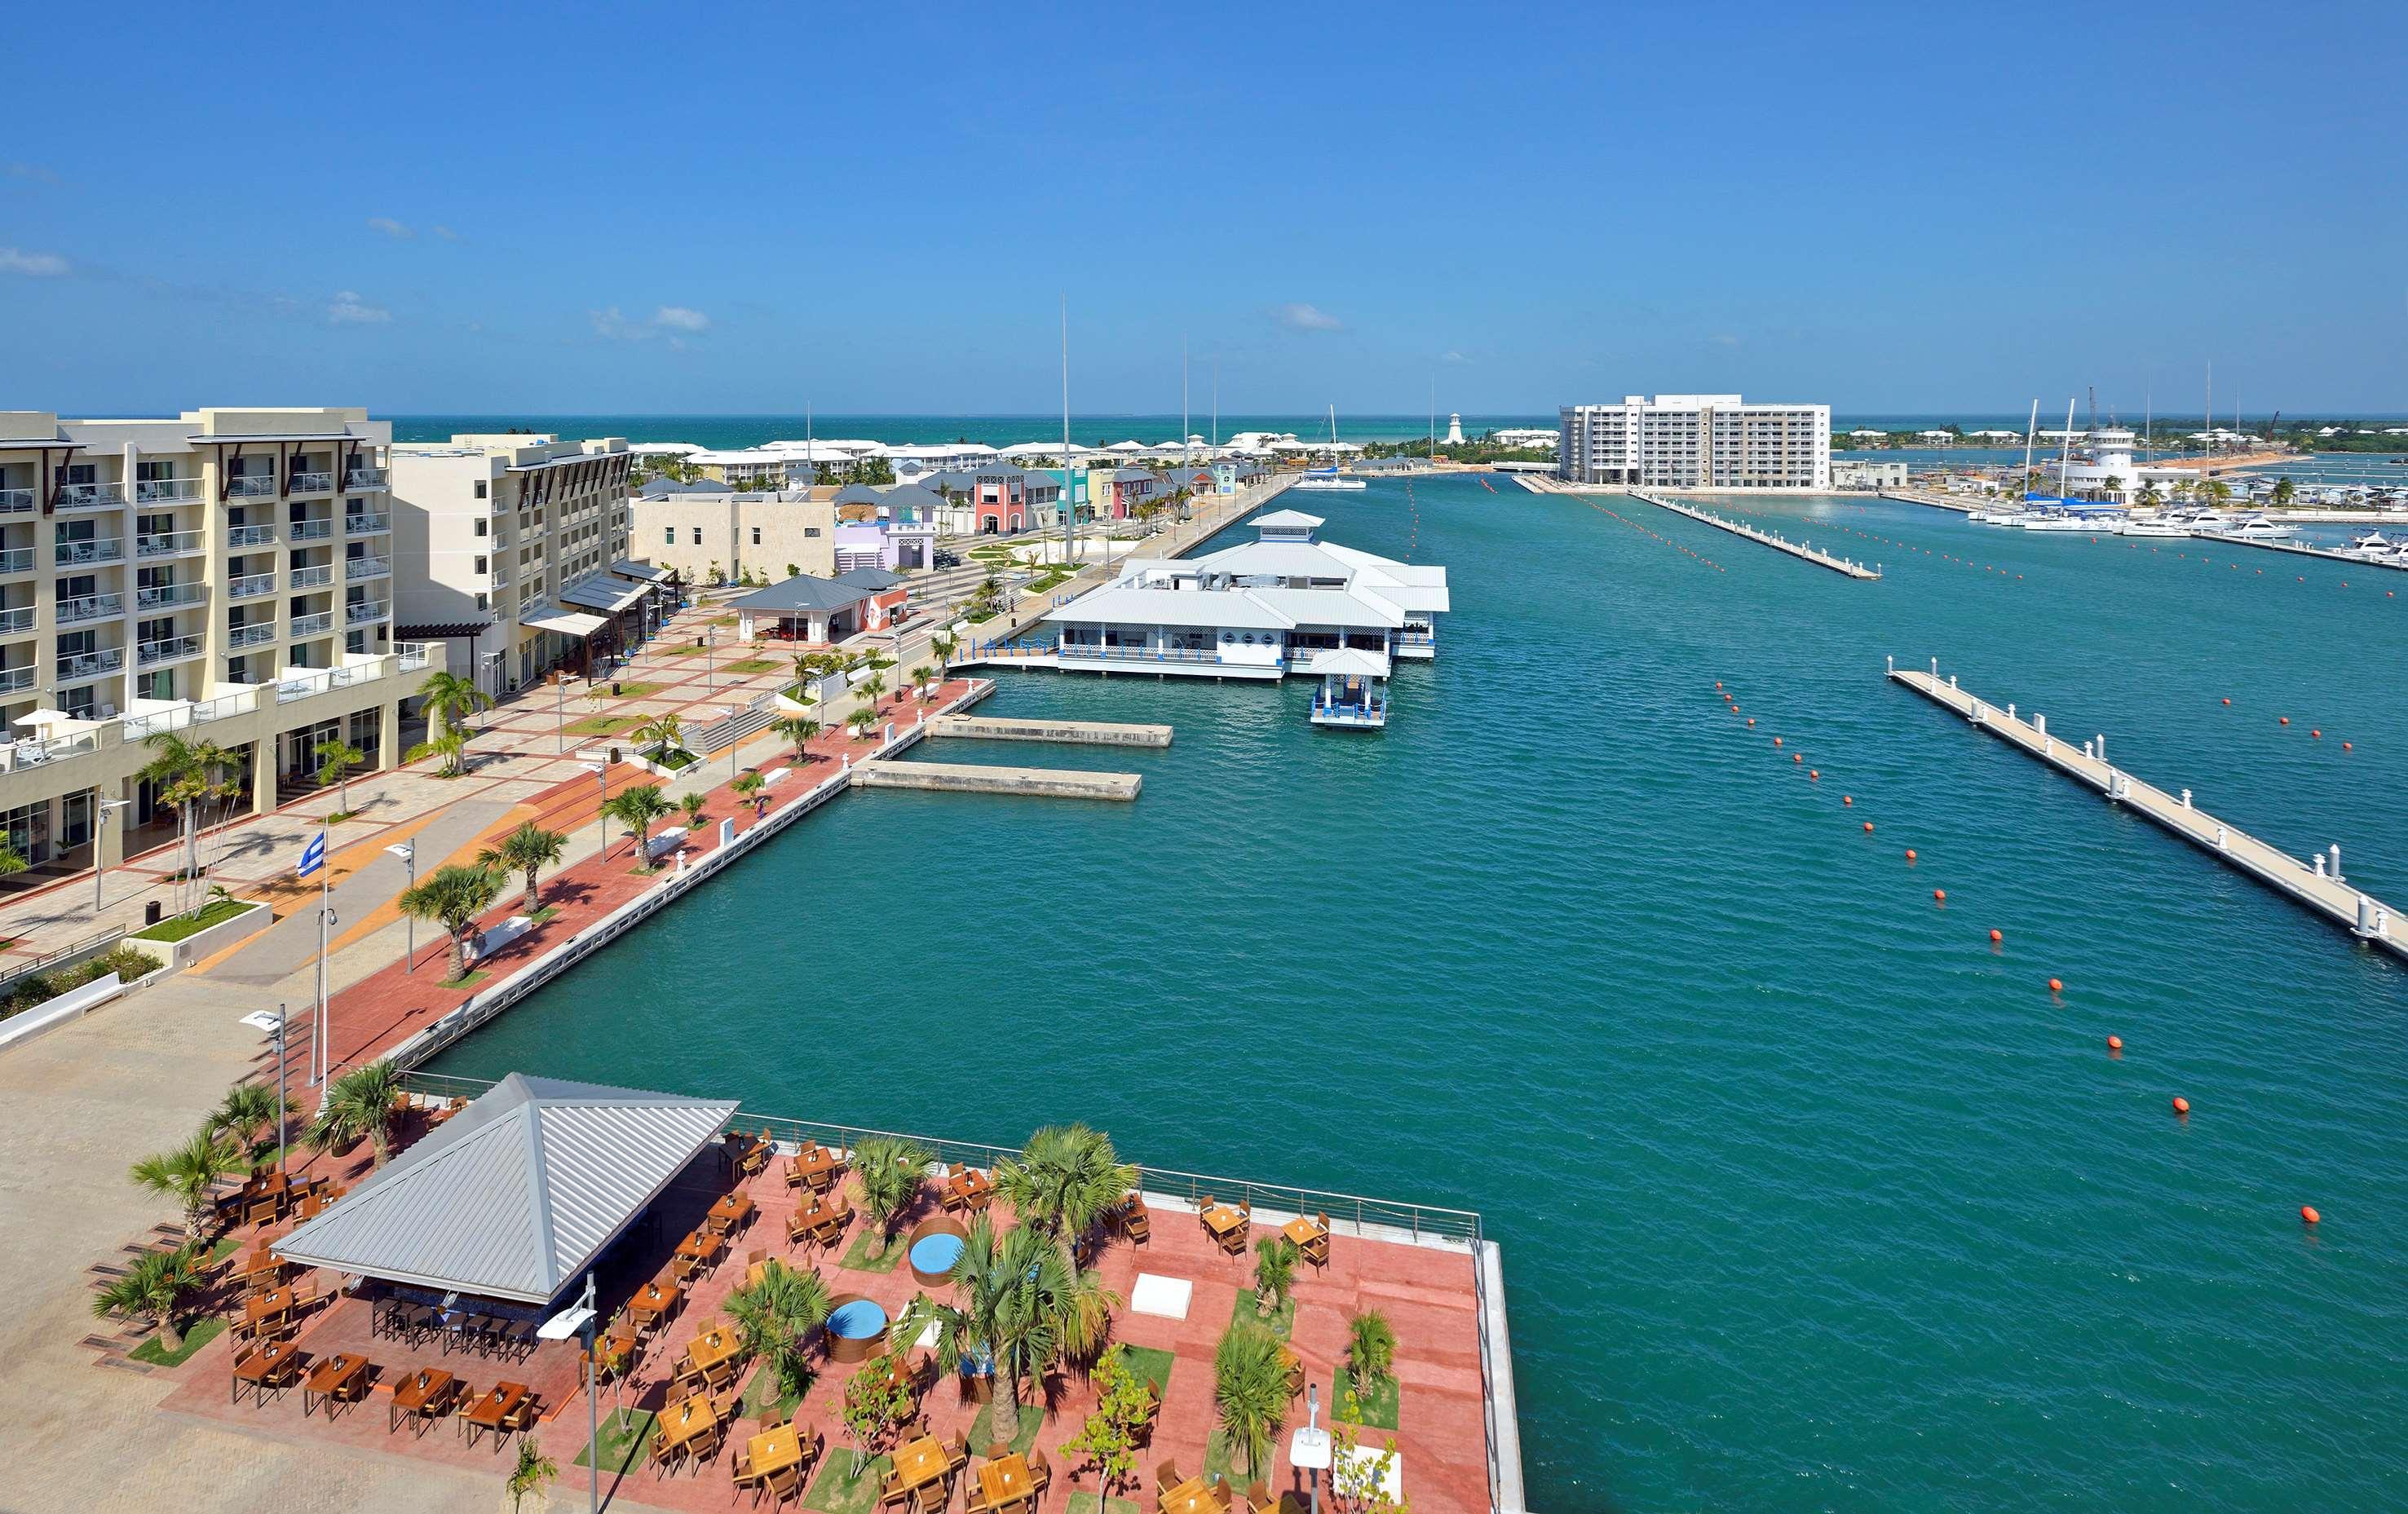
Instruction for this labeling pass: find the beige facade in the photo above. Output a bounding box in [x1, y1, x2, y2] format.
[630, 487, 837, 586]
[0, 407, 436, 870]
[391, 435, 638, 695]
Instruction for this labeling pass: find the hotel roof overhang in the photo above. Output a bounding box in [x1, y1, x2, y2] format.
[518, 602, 610, 638]
[396, 619, 498, 640]
[1248, 587, 1406, 630]
[183, 432, 372, 445]
[274, 1073, 738, 1305]
[506, 452, 625, 473]
[1045, 585, 1294, 631]
[559, 576, 652, 614]
[1308, 647, 1391, 678]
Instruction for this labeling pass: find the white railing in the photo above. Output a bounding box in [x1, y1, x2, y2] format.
[57, 593, 125, 625]
[345, 511, 391, 533]
[0, 665, 31, 695]
[0, 607, 31, 635]
[136, 477, 202, 503]
[227, 523, 276, 548]
[289, 470, 334, 493]
[0, 488, 34, 514]
[57, 648, 125, 682]
[346, 598, 388, 625]
[345, 555, 391, 579]
[55, 538, 123, 566]
[228, 572, 276, 599]
[226, 475, 277, 498]
[135, 581, 206, 610]
[398, 642, 431, 670]
[0, 549, 29, 575]
[276, 660, 378, 704]
[136, 530, 204, 558]
[123, 689, 258, 739]
[137, 635, 202, 667]
[289, 563, 334, 589]
[56, 483, 126, 510]
[343, 468, 388, 491]
[289, 517, 334, 541]
[0, 726, 97, 766]
[289, 611, 335, 638]
[226, 621, 276, 648]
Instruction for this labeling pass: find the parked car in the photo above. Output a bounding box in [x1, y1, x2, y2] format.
[934, 550, 962, 568]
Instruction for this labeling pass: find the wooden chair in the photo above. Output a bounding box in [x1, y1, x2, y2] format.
[944, 1431, 969, 1473]
[963, 1485, 996, 1514]
[647, 1428, 685, 1478]
[500, 1391, 541, 1438]
[1123, 1198, 1151, 1245]
[731, 1444, 760, 1492]
[878, 1472, 912, 1512]
[1302, 1212, 1331, 1272]
[1195, 1198, 1216, 1234]
[691, 1419, 727, 1468]
[911, 1480, 947, 1514]
[763, 1462, 805, 1508]
[1156, 1460, 1184, 1496]
[1028, 1446, 1053, 1495]
[1247, 1483, 1274, 1514]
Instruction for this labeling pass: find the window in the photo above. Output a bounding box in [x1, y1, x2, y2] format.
[805, 527, 820, 538]
[664, 527, 674, 545]
[473, 480, 488, 500]
[475, 592, 488, 611]
[475, 555, 488, 575]
[691, 527, 703, 545]
[474, 518, 488, 537]
[750, 527, 762, 546]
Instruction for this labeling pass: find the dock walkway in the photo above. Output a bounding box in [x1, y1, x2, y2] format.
[1631, 492, 1880, 579]
[1890, 660, 2403, 958]
[851, 759, 1140, 801]
[930, 714, 1172, 747]
[2198, 532, 2408, 572]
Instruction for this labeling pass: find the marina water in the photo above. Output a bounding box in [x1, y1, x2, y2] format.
[432, 478, 2408, 1512]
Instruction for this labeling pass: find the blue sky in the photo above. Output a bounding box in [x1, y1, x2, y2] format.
[4, 1, 2402, 417]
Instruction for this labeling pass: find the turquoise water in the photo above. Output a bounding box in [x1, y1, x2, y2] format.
[827, 1299, 889, 1340]
[909, 1234, 965, 1275]
[433, 478, 2408, 1512]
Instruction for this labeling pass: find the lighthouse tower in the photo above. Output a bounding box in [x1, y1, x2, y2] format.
[1445, 412, 1465, 445]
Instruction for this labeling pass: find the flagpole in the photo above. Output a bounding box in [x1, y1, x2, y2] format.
[311, 829, 331, 1086]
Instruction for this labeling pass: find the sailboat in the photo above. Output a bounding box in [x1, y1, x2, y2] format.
[1292, 404, 1367, 491]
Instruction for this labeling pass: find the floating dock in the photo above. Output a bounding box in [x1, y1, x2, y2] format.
[850, 759, 1141, 801]
[1875, 488, 1977, 514]
[1632, 492, 1880, 579]
[929, 714, 1173, 747]
[1890, 660, 2404, 958]
[2197, 533, 2408, 572]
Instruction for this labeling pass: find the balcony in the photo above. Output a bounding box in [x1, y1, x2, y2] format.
[135, 529, 205, 558]
[56, 647, 126, 684]
[342, 468, 388, 492]
[56, 593, 126, 625]
[0, 488, 33, 514]
[344, 510, 391, 534]
[0, 607, 32, 636]
[228, 572, 276, 600]
[0, 549, 32, 576]
[55, 483, 127, 511]
[137, 634, 203, 668]
[345, 555, 391, 580]
[226, 475, 278, 499]
[135, 581, 207, 611]
[227, 523, 277, 548]
[136, 477, 202, 504]
[289, 563, 334, 589]
[288, 517, 334, 541]
[226, 621, 276, 648]
[54, 537, 124, 567]
[288, 470, 334, 495]
[0, 665, 31, 695]
[345, 599, 387, 625]
[289, 611, 335, 638]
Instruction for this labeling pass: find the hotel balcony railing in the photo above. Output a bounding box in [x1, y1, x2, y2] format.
[0, 607, 33, 636]
[0, 549, 32, 576]
[225, 475, 278, 498]
[226, 523, 277, 548]
[55, 483, 126, 510]
[136, 476, 203, 504]
[55, 537, 123, 567]
[228, 572, 276, 600]
[57, 648, 125, 683]
[343, 468, 388, 491]
[1396, 630, 1437, 648]
[345, 555, 391, 580]
[289, 563, 335, 589]
[55, 594, 125, 625]
[344, 511, 391, 534]
[137, 634, 203, 668]
[135, 581, 207, 611]
[0, 665, 31, 695]
[398, 642, 431, 670]
[0, 488, 34, 514]
[288, 470, 334, 494]
[1056, 642, 1222, 665]
[136, 529, 205, 558]
[345, 599, 388, 625]
[289, 611, 335, 638]
[226, 621, 277, 648]
[276, 660, 379, 703]
[288, 517, 334, 541]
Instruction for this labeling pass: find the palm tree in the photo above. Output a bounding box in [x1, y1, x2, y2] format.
[91, 1243, 204, 1353]
[731, 769, 767, 818]
[1212, 1322, 1289, 1479]
[845, 707, 879, 742]
[2203, 479, 2233, 506]
[400, 863, 506, 981]
[849, 1136, 934, 1240]
[1344, 1309, 1397, 1399]
[678, 791, 707, 829]
[477, 821, 567, 911]
[406, 723, 470, 778]
[726, 1258, 834, 1399]
[603, 783, 675, 867]
[0, 840, 25, 878]
[772, 715, 820, 765]
[855, 671, 886, 709]
[313, 737, 365, 814]
[891, 1216, 1120, 1448]
[2136, 482, 2163, 510]
[929, 633, 958, 671]
[130, 1129, 245, 1242]
[909, 664, 936, 699]
[416, 669, 493, 737]
[210, 1081, 281, 1156]
[1252, 1238, 1297, 1320]
[309, 1059, 405, 1168]
[139, 733, 239, 913]
[2272, 476, 2296, 508]
[633, 713, 685, 761]
[995, 1124, 1138, 1243]
[506, 1438, 559, 1514]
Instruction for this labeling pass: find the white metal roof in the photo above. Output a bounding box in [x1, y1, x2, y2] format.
[1252, 509, 1325, 530]
[1306, 647, 1391, 678]
[517, 601, 609, 638]
[1248, 586, 1405, 629]
[559, 575, 651, 613]
[1044, 585, 1293, 630]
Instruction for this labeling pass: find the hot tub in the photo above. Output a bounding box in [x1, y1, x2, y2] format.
[824, 1294, 890, 1364]
[906, 1215, 970, 1287]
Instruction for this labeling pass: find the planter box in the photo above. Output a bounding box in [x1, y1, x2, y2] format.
[0, 971, 123, 1054]
[130, 898, 273, 969]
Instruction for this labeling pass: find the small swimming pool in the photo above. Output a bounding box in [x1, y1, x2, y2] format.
[827, 1299, 889, 1340]
[908, 1233, 965, 1277]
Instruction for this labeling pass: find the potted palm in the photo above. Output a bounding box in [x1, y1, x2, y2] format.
[1212, 1322, 1289, 1483]
[309, 1059, 406, 1168]
[475, 821, 566, 911]
[91, 1243, 204, 1354]
[890, 1216, 1118, 1447]
[400, 863, 506, 981]
[850, 1135, 934, 1243]
[727, 1258, 833, 1405]
[128, 1128, 245, 1242]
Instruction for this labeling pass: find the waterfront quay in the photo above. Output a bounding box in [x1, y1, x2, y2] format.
[1627, 491, 1880, 578]
[2198, 532, 2408, 572]
[1892, 660, 2404, 958]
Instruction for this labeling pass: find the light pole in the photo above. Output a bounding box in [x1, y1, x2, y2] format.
[93, 797, 130, 916]
[272, 1000, 288, 1179]
[538, 1273, 600, 1514]
[581, 759, 607, 859]
[384, 843, 416, 970]
[1290, 1383, 1332, 1514]
[555, 670, 567, 754]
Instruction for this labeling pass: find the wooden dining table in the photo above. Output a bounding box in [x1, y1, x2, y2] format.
[629, 1280, 682, 1326]
[893, 1433, 952, 1492]
[788, 1145, 842, 1192]
[461, 1380, 530, 1447]
[675, 1230, 727, 1267]
[243, 1286, 298, 1327]
[656, 1393, 718, 1460]
[303, 1352, 369, 1418]
[687, 1322, 744, 1375]
[388, 1366, 457, 1433]
[1200, 1205, 1247, 1243]
[979, 1452, 1037, 1513]
[1281, 1216, 1325, 1249]
[747, 1422, 808, 1482]
[230, 1338, 299, 1406]
[707, 1192, 756, 1233]
[1159, 1476, 1230, 1514]
[945, 1168, 992, 1207]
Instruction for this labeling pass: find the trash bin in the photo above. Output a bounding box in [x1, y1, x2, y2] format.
[144, 900, 161, 926]
[612, 681, 621, 696]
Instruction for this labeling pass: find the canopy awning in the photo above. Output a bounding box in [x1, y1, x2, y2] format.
[1307, 647, 1390, 678]
[559, 576, 651, 614]
[518, 601, 609, 638]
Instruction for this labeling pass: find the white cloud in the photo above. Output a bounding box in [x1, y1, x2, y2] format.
[591, 307, 639, 339]
[0, 247, 69, 276]
[1275, 302, 1343, 333]
[328, 290, 391, 324]
[433, 224, 461, 241]
[1442, 349, 1470, 364]
[652, 305, 709, 333]
[594, 304, 710, 340]
[366, 216, 414, 240]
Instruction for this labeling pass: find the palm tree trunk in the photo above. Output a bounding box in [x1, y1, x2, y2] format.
[183, 1196, 205, 1244]
[991, 1370, 1023, 1446]
[450, 928, 471, 982]
[524, 867, 540, 908]
[153, 1309, 184, 1354]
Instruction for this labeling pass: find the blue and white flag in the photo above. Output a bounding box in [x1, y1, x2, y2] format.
[298, 831, 326, 879]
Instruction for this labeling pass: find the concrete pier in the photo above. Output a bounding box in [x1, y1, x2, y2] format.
[850, 759, 1141, 801]
[1632, 491, 1880, 578]
[929, 714, 1173, 747]
[2198, 532, 2408, 572]
[1890, 660, 2405, 959]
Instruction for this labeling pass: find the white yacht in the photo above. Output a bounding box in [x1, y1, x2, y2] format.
[2121, 510, 2207, 538]
[2225, 513, 2300, 541]
[2347, 530, 2400, 557]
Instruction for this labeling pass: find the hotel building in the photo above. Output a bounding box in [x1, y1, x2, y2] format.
[629, 481, 838, 585]
[0, 408, 441, 871]
[391, 435, 644, 695]
[1558, 395, 1831, 489]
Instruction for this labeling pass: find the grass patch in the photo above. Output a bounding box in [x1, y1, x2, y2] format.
[435, 969, 491, 991]
[1119, 1345, 1175, 1400]
[127, 1313, 226, 1368]
[655, 643, 716, 658]
[201, 1234, 244, 1267]
[723, 658, 780, 673]
[804, 1450, 893, 1514]
[649, 746, 699, 771]
[325, 810, 359, 824]
[1066, 1496, 1142, 1514]
[709, 615, 738, 627]
[740, 1361, 808, 1422]
[563, 715, 638, 737]
[130, 896, 255, 942]
[1204, 1429, 1254, 1486]
[1330, 1373, 1399, 1431]
[526, 904, 560, 925]
[968, 1397, 1043, 1457]
[1231, 1288, 1296, 1340]
[604, 682, 664, 700]
[838, 1226, 908, 1273]
[572, 1406, 657, 1472]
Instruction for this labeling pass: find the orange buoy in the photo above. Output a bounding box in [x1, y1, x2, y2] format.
[2172, 1096, 2189, 1115]
[2222, 698, 2230, 705]
[1773, 736, 1783, 746]
[1862, 821, 1874, 832]
[2280, 717, 2290, 725]
[1747, 717, 1755, 726]
[1842, 795, 1853, 806]
[1809, 769, 1819, 779]
[1792, 753, 1802, 763]
[1715, 681, 1721, 690]
[1905, 849, 1917, 861]
[2301, 1206, 2321, 1225]
[1933, 889, 1946, 902]
[1989, 929, 2002, 942]
[2048, 978, 2063, 993]
[2344, 742, 2353, 750]
[2106, 1035, 2123, 1052]
[2312, 730, 2321, 739]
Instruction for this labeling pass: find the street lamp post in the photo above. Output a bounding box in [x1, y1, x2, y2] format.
[1291, 1384, 1332, 1514]
[384, 843, 416, 970]
[538, 1273, 600, 1514]
[93, 797, 130, 916]
[581, 759, 607, 859]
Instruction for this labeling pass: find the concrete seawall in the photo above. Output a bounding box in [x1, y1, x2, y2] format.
[851, 759, 1141, 801]
[930, 715, 1173, 747]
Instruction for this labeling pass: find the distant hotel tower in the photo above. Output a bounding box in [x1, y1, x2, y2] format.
[1557, 395, 1830, 489]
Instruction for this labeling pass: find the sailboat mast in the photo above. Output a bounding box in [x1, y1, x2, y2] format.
[1061, 297, 1072, 567]
[1182, 335, 1190, 464]
[2022, 399, 2037, 497]
[2057, 399, 2075, 499]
